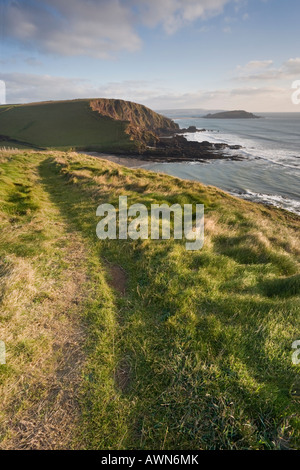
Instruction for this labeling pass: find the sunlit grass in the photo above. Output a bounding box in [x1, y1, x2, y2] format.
[0, 150, 299, 449]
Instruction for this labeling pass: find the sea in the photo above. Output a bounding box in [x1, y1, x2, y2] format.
[140, 112, 300, 216]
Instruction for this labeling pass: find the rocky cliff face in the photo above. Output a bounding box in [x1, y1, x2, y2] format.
[90, 98, 179, 146]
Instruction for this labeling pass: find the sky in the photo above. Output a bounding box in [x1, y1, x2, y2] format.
[1, 0, 300, 111]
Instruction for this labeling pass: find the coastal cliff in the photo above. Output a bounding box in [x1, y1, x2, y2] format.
[90, 98, 178, 135]
[0, 99, 243, 160]
[0, 98, 179, 152]
[90, 98, 179, 147]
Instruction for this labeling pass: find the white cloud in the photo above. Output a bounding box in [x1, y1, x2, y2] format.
[236, 58, 300, 81]
[136, 0, 238, 34]
[1, 72, 92, 103]
[283, 58, 300, 76]
[1, 72, 295, 112]
[1, 72, 166, 105]
[5, 0, 142, 59]
[3, 0, 241, 57]
[237, 60, 274, 72]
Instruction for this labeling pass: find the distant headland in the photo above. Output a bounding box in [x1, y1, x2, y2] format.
[203, 110, 261, 119]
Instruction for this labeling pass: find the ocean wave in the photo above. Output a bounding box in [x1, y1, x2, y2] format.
[230, 189, 300, 215]
[184, 130, 300, 171]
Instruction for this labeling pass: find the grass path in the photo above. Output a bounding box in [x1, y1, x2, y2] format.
[0, 152, 91, 448]
[0, 150, 299, 450]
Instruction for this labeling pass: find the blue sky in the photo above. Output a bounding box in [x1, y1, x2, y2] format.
[1, 0, 300, 111]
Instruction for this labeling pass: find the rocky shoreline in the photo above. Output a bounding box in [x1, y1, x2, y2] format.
[137, 127, 244, 163]
[81, 124, 245, 164]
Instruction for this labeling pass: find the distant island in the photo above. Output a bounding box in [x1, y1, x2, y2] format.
[203, 110, 261, 119]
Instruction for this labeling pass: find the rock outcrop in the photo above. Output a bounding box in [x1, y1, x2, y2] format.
[90, 98, 179, 146]
[141, 135, 243, 162]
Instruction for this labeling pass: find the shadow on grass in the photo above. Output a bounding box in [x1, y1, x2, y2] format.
[37, 156, 300, 450]
[262, 274, 300, 298]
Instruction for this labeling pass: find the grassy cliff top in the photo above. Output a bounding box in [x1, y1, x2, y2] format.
[0, 98, 178, 152]
[0, 149, 299, 449]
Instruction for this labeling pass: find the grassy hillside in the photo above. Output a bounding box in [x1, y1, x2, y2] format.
[0, 99, 177, 152]
[0, 149, 299, 450]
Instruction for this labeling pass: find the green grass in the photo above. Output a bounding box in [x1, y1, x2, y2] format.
[0, 100, 136, 152]
[0, 150, 299, 450]
[0, 99, 177, 153]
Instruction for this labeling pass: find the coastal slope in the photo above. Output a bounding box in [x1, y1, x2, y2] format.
[0, 98, 178, 152]
[0, 99, 246, 161]
[0, 149, 299, 450]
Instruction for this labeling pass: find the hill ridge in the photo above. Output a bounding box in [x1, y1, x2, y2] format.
[0, 98, 178, 152]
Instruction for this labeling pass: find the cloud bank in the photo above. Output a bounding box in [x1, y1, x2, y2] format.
[236, 58, 300, 81]
[4, 0, 237, 58]
[2, 71, 294, 112]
